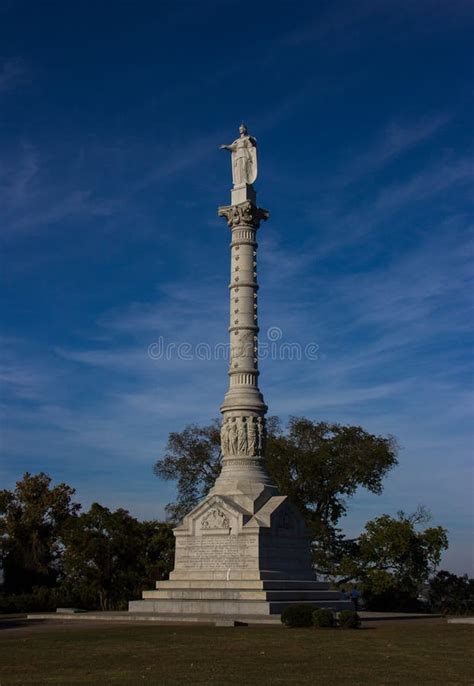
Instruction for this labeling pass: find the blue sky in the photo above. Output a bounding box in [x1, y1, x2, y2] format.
[1, 1, 473, 575]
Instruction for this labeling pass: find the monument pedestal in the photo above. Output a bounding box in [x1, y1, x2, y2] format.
[129, 491, 350, 617]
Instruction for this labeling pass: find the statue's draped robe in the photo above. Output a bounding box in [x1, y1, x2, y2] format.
[230, 135, 257, 186]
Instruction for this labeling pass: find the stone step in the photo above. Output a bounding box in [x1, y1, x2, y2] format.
[129, 598, 353, 616]
[169, 571, 316, 582]
[144, 589, 342, 601]
[156, 579, 330, 591]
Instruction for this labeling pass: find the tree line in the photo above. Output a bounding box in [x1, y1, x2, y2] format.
[1, 416, 472, 614]
[0, 473, 174, 612]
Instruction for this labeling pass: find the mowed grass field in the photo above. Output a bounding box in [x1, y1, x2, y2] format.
[0, 620, 472, 685]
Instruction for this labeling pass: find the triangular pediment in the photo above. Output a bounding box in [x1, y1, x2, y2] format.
[174, 494, 251, 534]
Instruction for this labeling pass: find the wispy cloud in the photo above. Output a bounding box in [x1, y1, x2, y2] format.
[310, 155, 473, 258]
[0, 145, 115, 237]
[0, 94, 303, 239]
[335, 113, 452, 185]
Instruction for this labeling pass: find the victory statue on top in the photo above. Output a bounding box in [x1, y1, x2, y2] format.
[220, 123, 258, 188]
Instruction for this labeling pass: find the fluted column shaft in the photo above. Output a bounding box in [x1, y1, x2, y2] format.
[214, 201, 275, 493]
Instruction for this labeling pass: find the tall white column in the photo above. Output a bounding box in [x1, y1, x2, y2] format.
[212, 196, 276, 500]
[129, 124, 320, 605]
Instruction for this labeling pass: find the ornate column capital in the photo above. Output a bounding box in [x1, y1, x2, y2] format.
[218, 201, 269, 229]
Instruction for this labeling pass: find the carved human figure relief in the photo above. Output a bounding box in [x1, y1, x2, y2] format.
[221, 416, 265, 457]
[229, 419, 238, 455]
[220, 419, 230, 456]
[201, 507, 230, 530]
[220, 123, 257, 187]
[257, 417, 266, 455]
[246, 418, 258, 455]
[237, 417, 247, 454]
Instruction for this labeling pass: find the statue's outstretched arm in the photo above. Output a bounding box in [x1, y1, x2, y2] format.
[220, 144, 235, 152]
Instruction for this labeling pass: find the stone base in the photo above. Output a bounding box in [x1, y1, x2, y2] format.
[171, 492, 314, 580]
[129, 490, 352, 617]
[129, 579, 351, 616]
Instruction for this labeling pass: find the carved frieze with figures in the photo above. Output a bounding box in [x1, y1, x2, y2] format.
[220, 416, 266, 458]
[201, 508, 230, 530]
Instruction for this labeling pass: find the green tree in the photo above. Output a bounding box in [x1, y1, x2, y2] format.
[154, 422, 222, 522]
[0, 472, 80, 593]
[334, 508, 448, 611]
[62, 503, 175, 610]
[154, 417, 398, 549]
[429, 570, 474, 615]
[140, 520, 175, 587]
[266, 417, 398, 560]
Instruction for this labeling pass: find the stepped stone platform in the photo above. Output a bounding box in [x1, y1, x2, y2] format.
[129, 578, 352, 616]
[128, 491, 352, 618]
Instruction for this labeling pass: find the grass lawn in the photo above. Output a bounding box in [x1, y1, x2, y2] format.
[0, 621, 472, 685]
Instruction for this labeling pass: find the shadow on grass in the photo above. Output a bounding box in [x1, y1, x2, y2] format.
[0, 617, 44, 631]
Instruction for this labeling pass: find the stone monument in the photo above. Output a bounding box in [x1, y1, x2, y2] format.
[129, 125, 350, 619]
